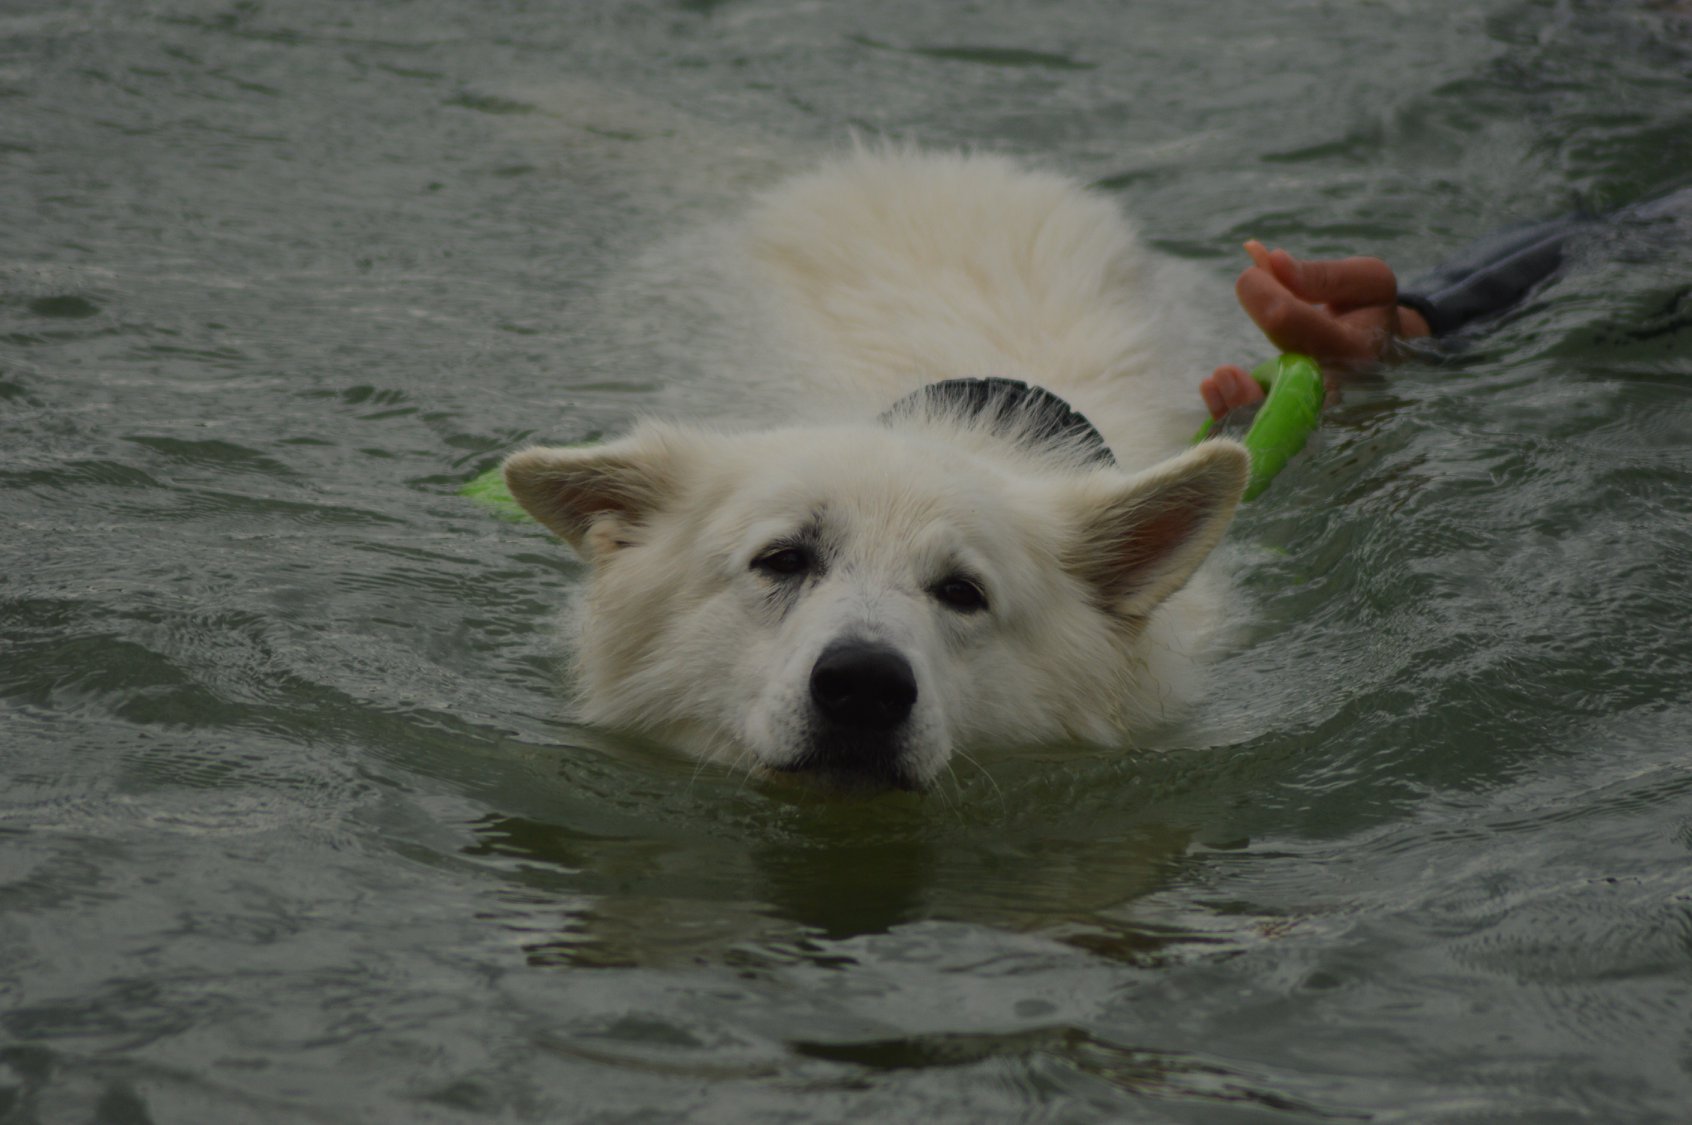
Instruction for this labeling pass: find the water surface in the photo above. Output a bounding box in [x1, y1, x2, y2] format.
[4, 0, 1692, 1120]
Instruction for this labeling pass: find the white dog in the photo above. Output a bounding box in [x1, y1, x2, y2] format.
[505, 147, 1249, 792]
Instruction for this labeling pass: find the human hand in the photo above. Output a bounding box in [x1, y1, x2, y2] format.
[1200, 242, 1430, 420]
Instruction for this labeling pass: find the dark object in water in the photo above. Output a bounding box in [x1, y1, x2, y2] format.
[1399, 184, 1692, 337]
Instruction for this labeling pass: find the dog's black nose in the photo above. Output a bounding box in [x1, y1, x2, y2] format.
[809, 640, 917, 731]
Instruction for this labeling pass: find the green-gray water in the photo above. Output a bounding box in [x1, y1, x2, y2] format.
[4, 1, 1691, 1120]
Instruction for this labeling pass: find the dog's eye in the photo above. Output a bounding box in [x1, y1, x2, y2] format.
[932, 575, 988, 613]
[752, 545, 812, 577]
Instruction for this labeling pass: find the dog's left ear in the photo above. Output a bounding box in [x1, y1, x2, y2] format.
[1064, 440, 1250, 620]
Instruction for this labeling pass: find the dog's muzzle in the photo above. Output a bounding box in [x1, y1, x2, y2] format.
[782, 639, 920, 790]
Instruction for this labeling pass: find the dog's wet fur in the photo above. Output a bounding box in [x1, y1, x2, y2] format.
[506, 147, 1249, 792]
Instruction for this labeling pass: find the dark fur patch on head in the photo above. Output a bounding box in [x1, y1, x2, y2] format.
[880, 378, 1116, 467]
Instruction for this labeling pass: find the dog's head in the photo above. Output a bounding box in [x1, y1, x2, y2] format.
[505, 421, 1247, 792]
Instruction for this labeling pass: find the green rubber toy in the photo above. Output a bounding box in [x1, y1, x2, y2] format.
[459, 463, 526, 520]
[1190, 352, 1323, 501]
[466, 354, 1323, 519]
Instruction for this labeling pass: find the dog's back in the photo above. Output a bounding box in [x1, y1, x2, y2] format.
[744, 145, 1217, 468]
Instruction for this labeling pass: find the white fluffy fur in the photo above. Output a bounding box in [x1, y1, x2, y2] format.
[506, 146, 1248, 790]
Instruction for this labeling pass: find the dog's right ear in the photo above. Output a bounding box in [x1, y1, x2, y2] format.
[502, 427, 687, 559]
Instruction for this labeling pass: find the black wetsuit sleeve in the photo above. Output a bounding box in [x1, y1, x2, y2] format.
[1397, 213, 1594, 337]
[1397, 184, 1692, 337]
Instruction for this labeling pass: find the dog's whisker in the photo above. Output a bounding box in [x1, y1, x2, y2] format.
[953, 746, 1003, 803]
[735, 747, 769, 795]
[928, 766, 959, 816]
[683, 744, 718, 795]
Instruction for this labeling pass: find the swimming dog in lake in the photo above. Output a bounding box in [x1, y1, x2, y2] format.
[505, 146, 1252, 791]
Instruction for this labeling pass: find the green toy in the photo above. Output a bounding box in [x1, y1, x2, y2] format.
[464, 354, 1324, 518]
[1190, 352, 1324, 502]
[459, 462, 527, 520]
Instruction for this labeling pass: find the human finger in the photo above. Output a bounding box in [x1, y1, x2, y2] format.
[1267, 249, 1397, 310]
[1201, 369, 1227, 418]
[1217, 364, 1263, 413]
[1243, 240, 1272, 270]
[1201, 364, 1264, 419]
[1236, 266, 1378, 361]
